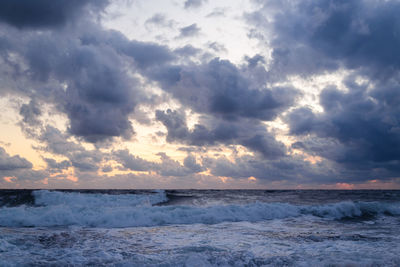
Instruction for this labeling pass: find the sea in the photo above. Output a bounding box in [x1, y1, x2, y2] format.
[0, 189, 399, 266]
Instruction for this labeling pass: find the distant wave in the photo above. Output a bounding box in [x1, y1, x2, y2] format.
[33, 189, 168, 207]
[0, 190, 399, 228]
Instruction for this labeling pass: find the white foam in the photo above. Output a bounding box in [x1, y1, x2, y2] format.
[1, 219, 399, 266]
[306, 201, 400, 218]
[0, 191, 399, 227]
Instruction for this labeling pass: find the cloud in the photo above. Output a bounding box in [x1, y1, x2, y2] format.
[43, 158, 71, 171]
[0, 147, 48, 189]
[3, 0, 399, 188]
[101, 165, 113, 173]
[38, 126, 104, 172]
[184, 0, 207, 9]
[0, 4, 177, 143]
[239, 0, 400, 183]
[0, 147, 32, 171]
[151, 58, 298, 121]
[178, 23, 201, 38]
[114, 149, 204, 176]
[156, 109, 287, 159]
[205, 153, 334, 183]
[173, 45, 201, 57]
[145, 13, 175, 29]
[19, 99, 42, 126]
[0, 28, 138, 143]
[207, 42, 227, 53]
[183, 154, 204, 173]
[112, 37, 175, 69]
[0, 0, 108, 29]
[206, 8, 227, 18]
[245, 54, 265, 69]
[286, 76, 400, 180]
[247, 0, 400, 79]
[114, 149, 157, 171]
[156, 152, 198, 177]
[147, 56, 298, 159]
[155, 109, 190, 143]
[205, 151, 395, 185]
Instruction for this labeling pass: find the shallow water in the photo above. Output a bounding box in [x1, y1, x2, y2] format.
[1, 190, 399, 266]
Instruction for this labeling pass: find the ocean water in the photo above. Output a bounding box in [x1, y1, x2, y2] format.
[0, 190, 399, 266]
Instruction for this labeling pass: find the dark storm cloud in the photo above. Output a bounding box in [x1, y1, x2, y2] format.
[39, 126, 103, 172]
[60, 42, 137, 142]
[1, 11, 289, 152]
[178, 23, 201, 38]
[0, 0, 108, 29]
[183, 154, 204, 173]
[70, 150, 103, 172]
[155, 153, 188, 176]
[155, 110, 190, 144]
[205, 153, 333, 183]
[206, 151, 397, 184]
[0, 5, 176, 143]
[0, 0, 313, 185]
[43, 158, 71, 170]
[241, 0, 400, 183]
[0, 147, 32, 171]
[157, 152, 204, 177]
[184, 0, 207, 9]
[286, 76, 400, 179]
[113, 38, 175, 69]
[114, 149, 157, 171]
[245, 54, 265, 69]
[8, 0, 399, 187]
[39, 126, 82, 155]
[151, 58, 298, 121]
[114, 149, 204, 176]
[1, 30, 138, 143]
[156, 109, 287, 159]
[19, 99, 42, 126]
[147, 56, 298, 160]
[240, 134, 287, 160]
[248, 0, 400, 78]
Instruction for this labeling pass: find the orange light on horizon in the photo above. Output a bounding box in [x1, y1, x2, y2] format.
[219, 176, 229, 183]
[3, 176, 16, 183]
[336, 183, 355, 189]
[66, 175, 78, 182]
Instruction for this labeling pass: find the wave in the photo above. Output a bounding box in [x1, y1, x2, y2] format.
[33, 190, 168, 207]
[0, 190, 399, 227]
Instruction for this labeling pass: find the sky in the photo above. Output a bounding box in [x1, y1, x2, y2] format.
[1, 0, 400, 189]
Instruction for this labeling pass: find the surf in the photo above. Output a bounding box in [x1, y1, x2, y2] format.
[0, 190, 398, 228]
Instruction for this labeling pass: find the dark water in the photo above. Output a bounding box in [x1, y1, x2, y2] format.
[0, 190, 399, 266]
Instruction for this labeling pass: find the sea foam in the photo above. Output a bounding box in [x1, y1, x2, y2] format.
[0, 190, 399, 228]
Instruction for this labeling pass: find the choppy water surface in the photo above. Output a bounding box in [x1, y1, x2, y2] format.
[1, 190, 399, 266]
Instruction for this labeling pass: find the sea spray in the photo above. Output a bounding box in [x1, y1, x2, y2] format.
[0, 190, 399, 227]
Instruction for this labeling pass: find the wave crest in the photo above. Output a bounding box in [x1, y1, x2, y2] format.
[33, 190, 168, 208]
[0, 191, 399, 227]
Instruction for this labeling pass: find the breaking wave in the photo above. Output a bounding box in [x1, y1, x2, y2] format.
[33, 189, 168, 208]
[0, 190, 399, 228]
